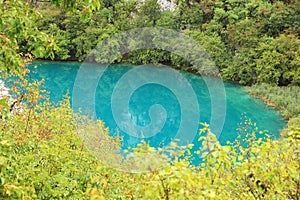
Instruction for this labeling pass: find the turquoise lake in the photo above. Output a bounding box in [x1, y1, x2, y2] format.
[27, 61, 286, 155]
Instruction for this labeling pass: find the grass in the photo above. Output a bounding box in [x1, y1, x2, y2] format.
[247, 83, 300, 138]
[247, 83, 300, 120]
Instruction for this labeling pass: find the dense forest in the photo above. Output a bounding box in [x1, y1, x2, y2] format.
[1, 0, 300, 199]
[31, 0, 300, 86]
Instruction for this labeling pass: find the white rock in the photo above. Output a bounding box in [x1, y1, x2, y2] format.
[0, 79, 23, 115]
[0, 79, 10, 99]
[157, 0, 176, 11]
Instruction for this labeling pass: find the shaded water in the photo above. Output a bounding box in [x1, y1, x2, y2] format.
[27, 61, 286, 152]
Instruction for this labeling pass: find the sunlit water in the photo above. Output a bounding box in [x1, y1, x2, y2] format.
[27, 61, 286, 159]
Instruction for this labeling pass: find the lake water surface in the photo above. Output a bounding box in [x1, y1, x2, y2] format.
[28, 61, 286, 153]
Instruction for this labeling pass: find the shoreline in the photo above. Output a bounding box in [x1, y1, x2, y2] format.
[247, 90, 278, 110]
[246, 87, 300, 137]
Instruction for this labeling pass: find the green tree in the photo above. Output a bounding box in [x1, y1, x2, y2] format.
[0, 0, 57, 75]
[134, 0, 161, 27]
[255, 33, 300, 86]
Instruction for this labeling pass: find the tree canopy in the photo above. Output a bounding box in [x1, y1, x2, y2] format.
[13, 0, 299, 85]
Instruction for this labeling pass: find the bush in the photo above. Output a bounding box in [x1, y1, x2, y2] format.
[1, 84, 299, 199]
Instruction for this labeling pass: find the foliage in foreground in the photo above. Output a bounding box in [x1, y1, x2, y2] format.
[0, 82, 299, 199]
[0, 86, 133, 199]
